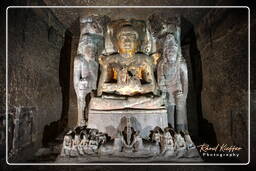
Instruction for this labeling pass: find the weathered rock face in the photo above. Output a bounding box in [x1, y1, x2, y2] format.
[42, 0, 215, 28]
[195, 8, 249, 155]
[6, 7, 68, 158]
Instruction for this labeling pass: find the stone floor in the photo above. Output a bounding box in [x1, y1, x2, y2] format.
[56, 152, 203, 163]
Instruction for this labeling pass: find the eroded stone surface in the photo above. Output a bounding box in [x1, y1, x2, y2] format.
[6, 7, 67, 161]
[195, 8, 249, 151]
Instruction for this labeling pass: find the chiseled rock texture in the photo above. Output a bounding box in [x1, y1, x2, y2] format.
[195, 8, 249, 160]
[6, 7, 67, 160]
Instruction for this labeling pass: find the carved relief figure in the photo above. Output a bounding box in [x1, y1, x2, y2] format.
[184, 133, 196, 149]
[162, 130, 175, 156]
[72, 133, 81, 155]
[61, 131, 73, 156]
[174, 133, 186, 151]
[74, 15, 105, 126]
[148, 14, 188, 132]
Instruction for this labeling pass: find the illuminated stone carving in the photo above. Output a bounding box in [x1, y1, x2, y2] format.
[60, 14, 200, 162]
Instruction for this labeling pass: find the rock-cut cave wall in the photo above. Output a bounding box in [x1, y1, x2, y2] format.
[3, 8, 71, 161]
[195, 8, 249, 162]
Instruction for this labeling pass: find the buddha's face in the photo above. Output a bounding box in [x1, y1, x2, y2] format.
[116, 27, 139, 56]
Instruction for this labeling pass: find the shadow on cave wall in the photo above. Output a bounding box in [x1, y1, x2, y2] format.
[181, 17, 217, 147]
[42, 30, 72, 147]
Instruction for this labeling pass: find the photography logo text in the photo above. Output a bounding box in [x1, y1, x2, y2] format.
[197, 144, 242, 158]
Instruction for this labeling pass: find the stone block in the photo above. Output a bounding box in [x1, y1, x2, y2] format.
[87, 109, 168, 138]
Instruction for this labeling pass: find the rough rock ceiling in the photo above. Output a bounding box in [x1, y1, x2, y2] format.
[42, 0, 219, 30]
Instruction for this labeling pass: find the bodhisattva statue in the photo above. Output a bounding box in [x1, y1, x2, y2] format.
[159, 33, 188, 132]
[74, 15, 104, 126]
[97, 25, 157, 96]
[148, 15, 188, 132]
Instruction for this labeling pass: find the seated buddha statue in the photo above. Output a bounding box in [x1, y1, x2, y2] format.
[90, 24, 165, 110]
[97, 25, 157, 96]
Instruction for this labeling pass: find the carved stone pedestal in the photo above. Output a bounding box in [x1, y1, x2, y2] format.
[87, 109, 168, 138]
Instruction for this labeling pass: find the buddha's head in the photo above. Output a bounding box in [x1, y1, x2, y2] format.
[116, 26, 140, 57]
